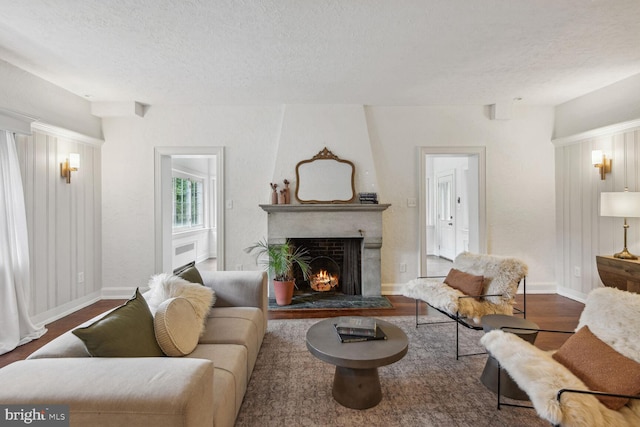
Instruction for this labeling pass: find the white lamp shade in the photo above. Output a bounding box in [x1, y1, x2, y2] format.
[600, 192, 640, 218]
[69, 153, 80, 169]
[592, 150, 603, 165]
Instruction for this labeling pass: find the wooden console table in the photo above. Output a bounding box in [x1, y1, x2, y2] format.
[595, 256, 640, 294]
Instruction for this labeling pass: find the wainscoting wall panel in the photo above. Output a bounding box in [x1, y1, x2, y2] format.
[554, 126, 640, 301]
[15, 127, 102, 325]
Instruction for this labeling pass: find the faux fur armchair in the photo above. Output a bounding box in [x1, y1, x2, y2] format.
[402, 252, 528, 358]
[482, 287, 640, 427]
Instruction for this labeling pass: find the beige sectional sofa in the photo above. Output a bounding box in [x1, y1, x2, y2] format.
[0, 270, 268, 427]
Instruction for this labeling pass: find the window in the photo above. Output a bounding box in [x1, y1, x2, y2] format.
[173, 176, 204, 229]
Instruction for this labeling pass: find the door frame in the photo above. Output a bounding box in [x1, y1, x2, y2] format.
[419, 146, 486, 276]
[154, 146, 225, 273]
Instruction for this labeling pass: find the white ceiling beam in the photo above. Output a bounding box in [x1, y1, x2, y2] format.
[489, 101, 513, 120]
[91, 101, 147, 118]
[0, 108, 38, 134]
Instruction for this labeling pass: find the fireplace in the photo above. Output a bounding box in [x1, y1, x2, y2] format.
[290, 238, 362, 295]
[260, 203, 390, 297]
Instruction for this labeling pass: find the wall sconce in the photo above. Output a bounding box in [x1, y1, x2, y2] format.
[600, 189, 640, 259]
[591, 150, 611, 180]
[60, 153, 80, 184]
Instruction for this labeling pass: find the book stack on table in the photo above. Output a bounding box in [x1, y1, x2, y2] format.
[334, 317, 387, 343]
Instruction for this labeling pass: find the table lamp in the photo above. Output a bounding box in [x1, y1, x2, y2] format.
[600, 190, 640, 259]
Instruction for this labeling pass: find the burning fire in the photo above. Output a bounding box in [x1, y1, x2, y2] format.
[310, 269, 339, 292]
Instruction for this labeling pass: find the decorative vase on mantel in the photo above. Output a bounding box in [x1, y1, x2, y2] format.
[283, 179, 291, 204]
[270, 183, 278, 204]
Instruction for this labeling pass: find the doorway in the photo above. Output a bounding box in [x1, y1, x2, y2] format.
[436, 170, 456, 260]
[154, 147, 225, 274]
[419, 147, 486, 276]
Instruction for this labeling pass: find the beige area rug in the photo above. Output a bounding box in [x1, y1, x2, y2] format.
[235, 315, 548, 426]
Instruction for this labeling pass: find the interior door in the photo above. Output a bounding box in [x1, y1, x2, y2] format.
[437, 171, 456, 260]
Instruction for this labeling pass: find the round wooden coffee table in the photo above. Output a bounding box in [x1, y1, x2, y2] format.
[306, 316, 408, 409]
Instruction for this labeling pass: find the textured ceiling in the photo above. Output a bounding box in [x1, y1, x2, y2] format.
[0, 0, 639, 106]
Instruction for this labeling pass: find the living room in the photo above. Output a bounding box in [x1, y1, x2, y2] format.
[1, 2, 640, 426]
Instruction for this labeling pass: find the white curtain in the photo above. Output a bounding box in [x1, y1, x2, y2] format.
[0, 130, 46, 355]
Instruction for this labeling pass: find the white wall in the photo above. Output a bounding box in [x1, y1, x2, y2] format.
[366, 106, 557, 292]
[101, 104, 557, 296]
[554, 87, 640, 303]
[15, 128, 103, 324]
[0, 60, 104, 324]
[0, 58, 559, 305]
[272, 105, 379, 196]
[554, 128, 640, 301]
[101, 106, 283, 294]
[553, 74, 640, 301]
[3, 54, 639, 321]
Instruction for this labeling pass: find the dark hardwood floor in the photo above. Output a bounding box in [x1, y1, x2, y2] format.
[269, 294, 584, 351]
[0, 294, 583, 369]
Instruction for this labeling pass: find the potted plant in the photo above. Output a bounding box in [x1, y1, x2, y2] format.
[245, 238, 311, 306]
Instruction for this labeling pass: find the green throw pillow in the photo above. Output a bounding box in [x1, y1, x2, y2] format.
[173, 261, 204, 285]
[72, 288, 164, 357]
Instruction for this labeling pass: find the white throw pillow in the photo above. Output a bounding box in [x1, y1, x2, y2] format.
[146, 273, 215, 325]
[154, 297, 201, 356]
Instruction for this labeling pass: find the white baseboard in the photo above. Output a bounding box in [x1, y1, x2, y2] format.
[556, 287, 587, 303]
[101, 287, 144, 299]
[381, 283, 403, 295]
[31, 291, 102, 326]
[521, 282, 558, 294]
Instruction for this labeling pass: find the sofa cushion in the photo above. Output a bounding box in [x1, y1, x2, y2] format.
[27, 330, 91, 359]
[188, 344, 248, 422]
[0, 358, 214, 427]
[147, 273, 215, 320]
[552, 325, 640, 410]
[444, 268, 484, 297]
[207, 307, 265, 346]
[200, 313, 261, 377]
[154, 297, 202, 356]
[173, 261, 204, 285]
[72, 289, 164, 357]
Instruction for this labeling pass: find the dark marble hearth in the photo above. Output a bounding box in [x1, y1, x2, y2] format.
[268, 291, 393, 310]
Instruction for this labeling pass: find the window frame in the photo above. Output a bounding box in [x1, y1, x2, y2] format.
[172, 169, 206, 232]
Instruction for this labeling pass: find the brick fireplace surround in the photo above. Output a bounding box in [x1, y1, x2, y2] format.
[289, 237, 361, 294]
[260, 203, 390, 297]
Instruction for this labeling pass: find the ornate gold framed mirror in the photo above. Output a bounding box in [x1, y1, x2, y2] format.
[295, 148, 355, 204]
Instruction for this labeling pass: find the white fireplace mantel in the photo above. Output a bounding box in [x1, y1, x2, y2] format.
[260, 203, 390, 296]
